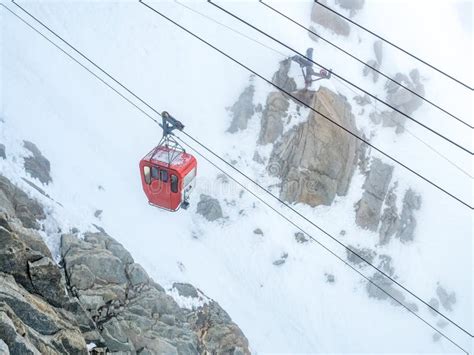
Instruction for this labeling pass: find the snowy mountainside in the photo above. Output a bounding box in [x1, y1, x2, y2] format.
[1, 0, 472, 353]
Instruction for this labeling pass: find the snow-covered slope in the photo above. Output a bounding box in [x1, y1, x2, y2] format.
[1, 0, 472, 353]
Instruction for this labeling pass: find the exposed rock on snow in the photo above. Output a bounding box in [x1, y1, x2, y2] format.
[346, 246, 376, 265]
[355, 158, 393, 231]
[62, 231, 249, 354]
[0, 144, 5, 159]
[335, 0, 365, 16]
[436, 285, 456, 311]
[0, 176, 46, 230]
[0, 175, 249, 354]
[294, 232, 309, 244]
[366, 273, 418, 312]
[196, 194, 223, 221]
[23, 141, 52, 185]
[370, 69, 425, 133]
[269, 87, 359, 206]
[273, 253, 288, 266]
[378, 183, 399, 245]
[227, 83, 255, 133]
[311, 0, 350, 36]
[395, 189, 421, 243]
[363, 41, 383, 83]
[271, 58, 297, 93]
[258, 92, 289, 145]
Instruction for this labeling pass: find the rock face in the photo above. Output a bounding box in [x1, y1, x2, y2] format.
[0, 176, 46, 230]
[370, 69, 425, 133]
[269, 87, 359, 206]
[355, 158, 393, 231]
[363, 41, 383, 83]
[196, 194, 223, 221]
[227, 83, 255, 133]
[396, 189, 421, 243]
[23, 141, 52, 185]
[61, 232, 249, 354]
[311, 0, 350, 36]
[0, 175, 249, 354]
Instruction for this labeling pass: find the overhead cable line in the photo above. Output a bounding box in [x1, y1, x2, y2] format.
[141, 0, 473, 210]
[208, 0, 473, 156]
[173, 0, 473, 182]
[139, 0, 474, 336]
[3, 1, 471, 344]
[258, 0, 473, 129]
[312, 0, 473, 91]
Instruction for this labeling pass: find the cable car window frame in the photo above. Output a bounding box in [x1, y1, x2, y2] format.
[143, 166, 151, 185]
[171, 174, 179, 193]
[151, 166, 159, 180]
[160, 169, 169, 182]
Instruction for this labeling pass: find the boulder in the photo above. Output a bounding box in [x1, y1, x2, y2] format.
[28, 257, 67, 307]
[23, 141, 52, 185]
[311, 0, 350, 36]
[355, 158, 393, 231]
[227, 84, 255, 133]
[196, 194, 223, 221]
[269, 87, 359, 206]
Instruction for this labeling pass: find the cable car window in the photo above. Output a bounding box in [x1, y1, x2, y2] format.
[183, 167, 196, 187]
[171, 175, 179, 193]
[151, 166, 159, 180]
[160, 169, 169, 182]
[144, 166, 151, 185]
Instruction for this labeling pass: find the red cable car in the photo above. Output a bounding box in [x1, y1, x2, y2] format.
[139, 112, 197, 211]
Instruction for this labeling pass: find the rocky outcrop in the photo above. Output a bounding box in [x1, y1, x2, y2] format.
[311, 0, 350, 36]
[370, 69, 425, 133]
[61, 231, 249, 354]
[0, 174, 249, 354]
[0, 144, 5, 160]
[335, 0, 365, 16]
[269, 87, 359, 206]
[196, 194, 223, 221]
[227, 83, 255, 133]
[396, 189, 421, 243]
[355, 158, 393, 231]
[0, 176, 46, 230]
[363, 41, 383, 83]
[23, 141, 52, 185]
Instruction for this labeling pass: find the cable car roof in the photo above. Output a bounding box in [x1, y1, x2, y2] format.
[143, 146, 194, 168]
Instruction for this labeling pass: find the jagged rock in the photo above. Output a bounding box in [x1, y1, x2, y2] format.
[354, 94, 371, 106]
[173, 283, 199, 299]
[336, 0, 365, 16]
[0, 339, 9, 354]
[395, 189, 421, 243]
[269, 87, 359, 206]
[436, 285, 456, 311]
[346, 246, 375, 265]
[355, 158, 393, 231]
[227, 84, 255, 133]
[196, 194, 223, 221]
[366, 273, 418, 312]
[258, 92, 289, 145]
[378, 184, 399, 245]
[363, 59, 380, 83]
[0, 273, 87, 354]
[294, 232, 309, 244]
[61, 233, 249, 354]
[23, 141, 52, 185]
[28, 257, 67, 307]
[0, 176, 45, 230]
[311, 0, 350, 36]
[0, 144, 5, 160]
[271, 59, 297, 93]
[371, 69, 425, 133]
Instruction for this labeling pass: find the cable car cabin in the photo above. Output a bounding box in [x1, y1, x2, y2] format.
[140, 146, 197, 211]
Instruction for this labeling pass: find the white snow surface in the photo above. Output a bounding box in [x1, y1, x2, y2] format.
[1, 0, 472, 353]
